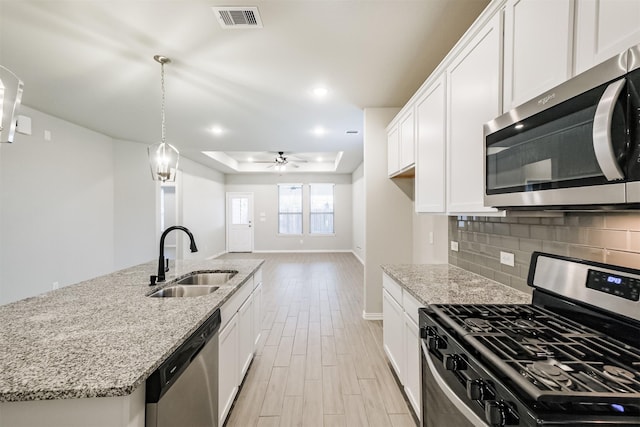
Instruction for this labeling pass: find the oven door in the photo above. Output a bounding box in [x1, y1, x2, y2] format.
[483, 50, 630, 209]
[420, 340, 487, 427]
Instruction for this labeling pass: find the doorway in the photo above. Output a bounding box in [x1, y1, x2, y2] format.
[226, 192, 254, 252]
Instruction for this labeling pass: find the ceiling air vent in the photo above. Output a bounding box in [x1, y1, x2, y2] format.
[212, 7, 263, 29]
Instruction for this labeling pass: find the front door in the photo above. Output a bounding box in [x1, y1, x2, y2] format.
[226, 192, 254, 252]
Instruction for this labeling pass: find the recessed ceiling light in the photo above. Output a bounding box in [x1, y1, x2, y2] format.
[316, 157, 323, 162]
[514, 123, 524, 130]
[247, 156, 254, 162]
[313, 87, 328, 98]
[211, 126, 224, 135]
[312, 126, 326, 136]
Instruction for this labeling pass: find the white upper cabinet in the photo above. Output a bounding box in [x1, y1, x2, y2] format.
[415, 74, 446, 213]
[399, 110, 415, 170]
[387, 110, 415, 177]
[446, 13, 501, 214]
[574, 0, 640, 74]
[387, 124, 400, 177]
[503, 0, 573, 110]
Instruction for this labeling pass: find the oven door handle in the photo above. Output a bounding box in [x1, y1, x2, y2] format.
[422, 341, 488, 427]
[592, 78, 626, 181]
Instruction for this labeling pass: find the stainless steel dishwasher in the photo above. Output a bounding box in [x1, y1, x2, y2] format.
[146, 309, 221, 427]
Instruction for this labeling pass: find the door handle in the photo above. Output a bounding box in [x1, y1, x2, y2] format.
[593, 78, 625, 181]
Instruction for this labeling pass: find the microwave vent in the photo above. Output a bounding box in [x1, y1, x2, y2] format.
[212, 7, 263, 28]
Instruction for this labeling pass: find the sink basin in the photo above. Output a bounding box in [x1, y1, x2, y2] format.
[175, 270, 238, 286]
[149, 285, 219, 298]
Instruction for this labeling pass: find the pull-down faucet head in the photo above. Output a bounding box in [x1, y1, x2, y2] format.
[151, 225, 198, 285]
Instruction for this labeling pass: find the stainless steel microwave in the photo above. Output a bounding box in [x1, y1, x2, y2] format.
[483, 45, 640, 209]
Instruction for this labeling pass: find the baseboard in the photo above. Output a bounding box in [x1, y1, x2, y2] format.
[351, 250, 364, 265]
[252, 249, 353, 254]
[362, 310, 383, 321]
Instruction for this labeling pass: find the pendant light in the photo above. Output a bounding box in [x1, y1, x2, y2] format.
[148, 55, 179, 182]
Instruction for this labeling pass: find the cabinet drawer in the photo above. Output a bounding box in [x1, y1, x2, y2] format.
[382, 273, 402, 304]
[402, 290, 423, 325]
[221, 277, 253, 327]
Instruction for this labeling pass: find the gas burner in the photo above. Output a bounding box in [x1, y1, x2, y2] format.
[603, 365, 635, 385]
[513, 318, 537, 328]
[525, 361, 574, 390]
[465, 317, 492, 332]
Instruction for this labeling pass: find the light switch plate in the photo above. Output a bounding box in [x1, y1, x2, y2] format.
[450, 241, 459, 252]
[500, 251, 515, 267]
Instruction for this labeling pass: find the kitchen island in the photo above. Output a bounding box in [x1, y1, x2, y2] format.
[0, 258, 263, 426]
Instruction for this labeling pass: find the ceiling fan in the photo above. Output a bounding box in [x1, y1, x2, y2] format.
[255, 152, 308, 169]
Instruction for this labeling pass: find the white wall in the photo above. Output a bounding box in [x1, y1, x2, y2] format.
[351, 163, 365, 264]
[412, 212, 448, 264]
[0, 106, 115, 304]
[179, 158, 226, 259]
[113, 140, 157, 270]
[225, 173, 353, 252]
[363, 108, 413, 318]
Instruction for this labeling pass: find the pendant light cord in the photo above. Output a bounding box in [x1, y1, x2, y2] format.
[160, 61, 166, 145]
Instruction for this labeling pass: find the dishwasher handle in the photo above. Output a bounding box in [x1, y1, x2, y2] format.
[146, 309, 221, 403]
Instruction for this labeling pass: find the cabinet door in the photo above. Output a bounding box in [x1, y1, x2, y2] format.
[503, 0, 573, 110]
[238, 292, 254, 380]
[218, 313, 238, 426]
[404, 313, 421, 419]
[253, 281, 263, 348]
[399, 110, 415, 170]
[446, 14, 501, 214]
[383, 289, 405, 383]
[415, 75, 446, 213]
[387, 124, 400, 176]
[575, 0, 640, 74]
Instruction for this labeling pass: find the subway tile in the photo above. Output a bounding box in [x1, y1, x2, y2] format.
[510, 224, 530, 238]
[474, 233, 488, 244]
[605, 250, 640, 269]
[501, 236, 520, 251]
[517, 216, 541, 225]
[492, 271, 511, 286]
[605, 213, 640, 231]
[585, 229, 628, 251]
[519, 239, 543, 253]
[493, 223, 510, 236]
[568, 245, 605, 263]
[540, 216, 566, 226]
[530, 225, 555, 240]
[575, 213, 605, 228]
[510, 277, 533, 295]
[541, 241, 569, 256]
[631, 232, 640, 252]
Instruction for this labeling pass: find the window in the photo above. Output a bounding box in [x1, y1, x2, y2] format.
[278, 184, 303, 234]
[310, 183, 334, 234]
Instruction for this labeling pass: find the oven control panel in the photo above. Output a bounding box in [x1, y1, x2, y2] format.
[586, 269, 640, 301]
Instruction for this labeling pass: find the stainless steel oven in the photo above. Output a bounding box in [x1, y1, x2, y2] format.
[419, 253, 640, 426]
[483, 45, 640, 209]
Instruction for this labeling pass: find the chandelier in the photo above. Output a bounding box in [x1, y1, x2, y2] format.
[148, 55, 179, 182]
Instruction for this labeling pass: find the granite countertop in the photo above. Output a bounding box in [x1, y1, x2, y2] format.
[0, 258, 263, 403]
[381, 264, 531, 306]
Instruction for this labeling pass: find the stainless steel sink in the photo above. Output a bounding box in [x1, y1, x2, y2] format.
[175, 270, 238, 285]
[149, 285, 219, 298]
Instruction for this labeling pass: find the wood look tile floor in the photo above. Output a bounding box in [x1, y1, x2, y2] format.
[217, 252, 417, 427]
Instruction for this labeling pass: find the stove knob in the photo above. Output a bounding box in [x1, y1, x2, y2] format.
[466, 379, 489, 401]
[443, 354, 466, 371]
[484, 401, 506, 426]
[420, 326, 432, 339]
[427, 336, 446, 350]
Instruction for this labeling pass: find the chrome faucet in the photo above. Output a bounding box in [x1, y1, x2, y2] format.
[150, 226, 198, 285]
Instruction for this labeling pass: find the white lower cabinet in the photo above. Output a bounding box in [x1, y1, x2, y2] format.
[383, 288, 405, 381]
[218, 312, 238, 426]
[382, 273, 422, 419]
[238, 292, 254, 379]
[404, 312, 421, 417]
[218, 267, 263, 426]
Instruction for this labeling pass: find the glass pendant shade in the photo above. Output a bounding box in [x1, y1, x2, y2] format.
[148, 141, 179, 182]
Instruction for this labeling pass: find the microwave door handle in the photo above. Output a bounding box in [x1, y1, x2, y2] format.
[592, 78, 626, 181]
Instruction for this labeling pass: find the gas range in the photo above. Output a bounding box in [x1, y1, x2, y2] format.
[419, 253, 640, 426]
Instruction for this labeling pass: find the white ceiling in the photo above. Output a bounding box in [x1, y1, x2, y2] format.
[0, 0, 489, 174]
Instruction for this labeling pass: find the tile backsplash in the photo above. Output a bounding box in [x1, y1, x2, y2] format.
[448, 212, 640, 294]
